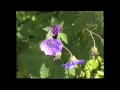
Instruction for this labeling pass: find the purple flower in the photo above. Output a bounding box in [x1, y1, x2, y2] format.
[61, 56, 85, 69]
[40, 38, 62, 56]
[50, 25, 61, 35]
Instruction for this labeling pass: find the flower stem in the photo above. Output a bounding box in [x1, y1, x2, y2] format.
[86, 29, 104, 46]
[87, 29, 96, 47]
[63, 45, 73, 56]
[91, 31, 104, 45]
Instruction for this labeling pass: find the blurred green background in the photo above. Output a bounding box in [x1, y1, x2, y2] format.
[16, 11, 104, 78]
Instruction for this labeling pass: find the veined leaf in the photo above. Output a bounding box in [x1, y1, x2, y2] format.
[84, 64, 93, 72]
[69, 69, 75, 78]
[86, 59, 99, 70]
[94, 70, 104, 78]
[80, 70, 85, 78]
[85, 70, 91, 78]
[60, 33, 68, 44]
[40, 63, 50, 78]
[51, 17, 59, 25]
[59, 21, 64, 29]
[64, 69, 75, 78]
[97, 56, 103, 64]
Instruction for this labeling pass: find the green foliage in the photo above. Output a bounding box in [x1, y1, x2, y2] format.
[80, 70, 85, 78]
[94, 71, 104, 78]
[40, 63, 50, 78]
[17, 11, 104, 79]
[51, 17, 59, 25]
[42, 26, 50, 32]
[59, 33, 68, 44]
[59, 21, 64, 30]
[86, 59, 99, 71]
[84, 56, 104, 78]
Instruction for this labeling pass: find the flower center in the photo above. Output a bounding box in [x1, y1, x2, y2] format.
[47, 41, 55, 48]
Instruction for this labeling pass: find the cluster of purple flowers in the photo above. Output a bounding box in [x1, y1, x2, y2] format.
[40, 25, 85, 69]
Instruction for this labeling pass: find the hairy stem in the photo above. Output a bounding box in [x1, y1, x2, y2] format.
[63, 45, 73, 56]
[87, 29, 96, 47]
[91, 31, 104, 45]
[87, 29, 104, 45]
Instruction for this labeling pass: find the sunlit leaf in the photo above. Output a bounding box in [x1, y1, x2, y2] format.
[85, 70, 91, 78]
[51, 17, 59, 25]
[80, 70, 85, 78]
[84, 64, 93, 71]
[42, 26, 50, 32]
[59, 21, 64, 29]
[40, 63, 50, 78]
[101, 65, 104, 70]
[86, 59, 99, 70]
[94, 70, 104, 78]
[69, 69, 76, 78]
[60, 33, 68, 44]
[97, 56, 103, 64]
[64, 69, 75, 78]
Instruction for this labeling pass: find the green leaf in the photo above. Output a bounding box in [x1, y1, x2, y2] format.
[60, 33, 68, 44]
[17, 32, 24, 39]
[17, 58, 29, 78]
[86, 59, 99, 70]
[51, 17, 59, 25]
[80, 70, 85, 78]
[97, 56, 103, 64]
[45, 31, 52, 38]
[94, 70, 104, 78]
[69, 69, 75, 78]
[84, 64, 93, 72]
[101, 65, 104, 70]
[85, 70, 91, 78]
[59, 21, 64, 29]
[97, 71, 104, 75]
[92, 60, 99, 70]
[42, 26, 50, 32]
[64, 69, 75, 78]
[40, 63, 50, 78]
[57, 33, 61, 40]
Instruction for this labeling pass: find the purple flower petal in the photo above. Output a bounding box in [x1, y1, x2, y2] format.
[40, 38, 62, 56]
[74, 60, 85, 64]
[62, 59, 85, 69]
[62, 62, 75, 69]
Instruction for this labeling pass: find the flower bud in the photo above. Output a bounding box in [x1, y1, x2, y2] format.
[69, 55, 77, 62]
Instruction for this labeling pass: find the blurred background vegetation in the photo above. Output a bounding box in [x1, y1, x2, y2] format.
[16, 11, 104, 78]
